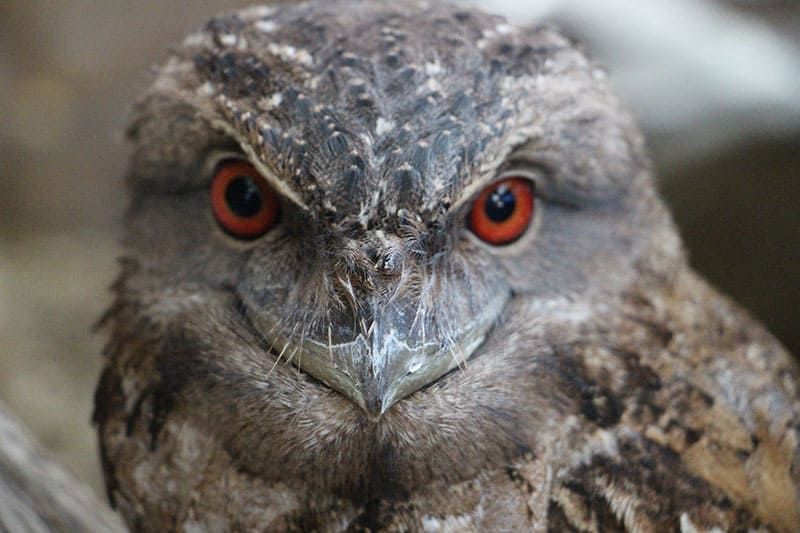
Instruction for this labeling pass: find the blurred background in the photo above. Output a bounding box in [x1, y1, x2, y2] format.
[1, 0, 798, 496]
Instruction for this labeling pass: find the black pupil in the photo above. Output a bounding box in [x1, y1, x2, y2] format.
[484, 185, 516, 222]
[225, 176, 263, 218]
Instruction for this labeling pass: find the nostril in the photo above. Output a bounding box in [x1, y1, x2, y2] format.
[355, 232, 405, 278]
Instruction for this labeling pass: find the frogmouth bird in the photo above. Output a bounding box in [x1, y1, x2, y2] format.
[94, 1, 800, 530]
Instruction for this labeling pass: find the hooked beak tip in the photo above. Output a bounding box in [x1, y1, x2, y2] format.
[364, 400, 384, 421]
[360, 387, 393, 420]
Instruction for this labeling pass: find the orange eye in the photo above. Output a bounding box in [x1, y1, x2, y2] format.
[211, 159, 280, 239]
[468, 177, 535, 245]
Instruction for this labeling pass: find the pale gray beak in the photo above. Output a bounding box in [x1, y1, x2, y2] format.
[252, 293, 507, 417]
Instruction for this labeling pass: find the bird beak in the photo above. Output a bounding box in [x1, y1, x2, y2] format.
[254, 294, 506, 417]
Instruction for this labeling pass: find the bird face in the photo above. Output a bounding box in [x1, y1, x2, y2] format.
[122, 1, 672, 421]
[97, 4, 800, 527]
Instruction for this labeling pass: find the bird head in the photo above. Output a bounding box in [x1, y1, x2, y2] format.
[121, 0, 680, 419]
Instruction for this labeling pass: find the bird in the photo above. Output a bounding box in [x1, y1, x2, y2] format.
[93, 1, 800, 530]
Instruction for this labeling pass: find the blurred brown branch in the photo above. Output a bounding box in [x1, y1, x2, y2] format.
[0, 401, 124, 532]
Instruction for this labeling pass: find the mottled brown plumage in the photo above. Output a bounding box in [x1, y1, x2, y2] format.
[94, 1, 800, 531]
